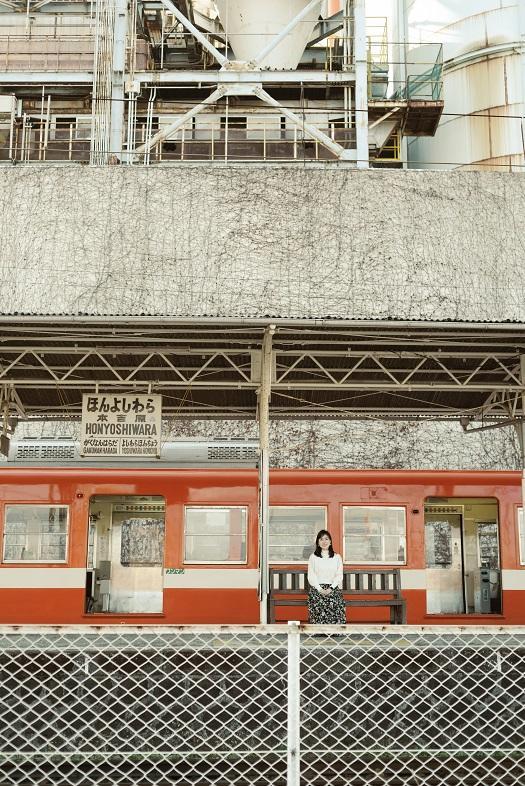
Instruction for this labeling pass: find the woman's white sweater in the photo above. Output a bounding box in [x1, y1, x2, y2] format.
[307, 552, 343, 591]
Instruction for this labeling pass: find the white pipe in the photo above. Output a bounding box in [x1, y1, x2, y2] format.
[8, 96, 15, 159]
[39, 86, 45, 161]
[110, 0, 128, 161]
[353, 0, 368, 168]
[43, 94, 51, 159]
[287, 622, 301, 786]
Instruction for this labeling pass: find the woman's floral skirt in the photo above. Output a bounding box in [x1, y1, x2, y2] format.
[308, 583, 346, 624]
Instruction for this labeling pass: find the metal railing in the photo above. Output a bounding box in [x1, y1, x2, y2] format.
[0, 624, 524, 786]
[0, 116, 357, 163]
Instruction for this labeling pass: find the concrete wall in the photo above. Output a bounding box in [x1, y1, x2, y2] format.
[14, 418, 521, 470]
[0, 165, 524, 321]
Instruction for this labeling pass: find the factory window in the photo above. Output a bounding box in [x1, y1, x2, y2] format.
[220, 116, 247, 140]
[343, 506, 406, 564]
[52, 117, 76, 140]
[269, 506, 327, 562]
[3, 505, 68, 563]
[518, 509, 525, 566]
[184, 506, 247, 563]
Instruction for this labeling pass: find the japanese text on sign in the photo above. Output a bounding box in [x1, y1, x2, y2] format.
[81, 394, 162, 457]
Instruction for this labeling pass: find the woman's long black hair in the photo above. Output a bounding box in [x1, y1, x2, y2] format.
[314, 529, 335, 558]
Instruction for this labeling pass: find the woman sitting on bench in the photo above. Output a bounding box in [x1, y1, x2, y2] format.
[307, 530, 345, 625]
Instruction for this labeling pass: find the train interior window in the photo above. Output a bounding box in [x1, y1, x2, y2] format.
[425, 498, 501, 615]
[184, 507, 247, 563]
[518, 508, 525, 565]
[343, 506, 406, 564]
[269, 507, 326, 562]
[86, 495, 165, 614]
[3, 505, 68, 563]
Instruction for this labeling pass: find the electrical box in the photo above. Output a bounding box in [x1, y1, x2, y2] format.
[479, 568, 491, 613]
[0, 94, 16, 117]
[99, 579, 111, 596]
[98, 560, 111, 580]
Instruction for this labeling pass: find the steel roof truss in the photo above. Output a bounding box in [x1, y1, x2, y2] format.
[124, 352, 157, 383]
[0, 351, 31, 381]
[220, 352, 252, 383]
[309, 355, 339, 385]
[275, 353, 307, 384]
[156, 353, 191, 383]
[93, 352, 125, 383]
[335, 354, 369, 385]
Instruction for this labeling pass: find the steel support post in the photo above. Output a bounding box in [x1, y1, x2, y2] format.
[514, 355, 525, 571]
[258, 325, 275, 625]
[353, 0, 368, 168]
[395, 0, 409, 166]
[287, 621, 301, 786]
[110, 0, 128, 160]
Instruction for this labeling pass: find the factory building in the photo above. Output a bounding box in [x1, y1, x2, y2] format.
[0, 0, 443, 166]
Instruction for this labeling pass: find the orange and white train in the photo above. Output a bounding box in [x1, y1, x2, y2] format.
[0, 439, 524, 625]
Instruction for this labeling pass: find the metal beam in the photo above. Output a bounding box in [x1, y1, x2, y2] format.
[158, 0, 228, 67]
[0, 72, 92, 84]
[135, 84, 227, 154]
[255, 86, 355, 161]
[135, 69, 355, 84]
[250, 0, 322, 67]
[308, 11, 344, 46]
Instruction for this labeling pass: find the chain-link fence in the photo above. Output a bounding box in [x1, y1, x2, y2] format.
[0, 625, 524, 786]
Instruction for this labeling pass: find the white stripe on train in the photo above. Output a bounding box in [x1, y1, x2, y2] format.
[1, 567, 515, 592]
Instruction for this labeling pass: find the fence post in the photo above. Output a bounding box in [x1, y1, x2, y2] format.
[287, 621, 301, 786]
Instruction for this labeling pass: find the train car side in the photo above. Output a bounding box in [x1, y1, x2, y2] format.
[0, 468, 522, 625]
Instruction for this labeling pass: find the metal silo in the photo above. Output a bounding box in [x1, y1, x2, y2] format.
[214, 0, 323, 69]
[401, 0, 525, 170]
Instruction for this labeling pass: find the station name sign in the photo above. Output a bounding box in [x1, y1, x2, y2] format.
[81, 394, 162, 457]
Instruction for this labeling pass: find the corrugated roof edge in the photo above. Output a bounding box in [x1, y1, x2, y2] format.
[0, 313, 524, 326]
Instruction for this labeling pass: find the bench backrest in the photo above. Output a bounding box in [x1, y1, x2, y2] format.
[270, 567, 403, 597]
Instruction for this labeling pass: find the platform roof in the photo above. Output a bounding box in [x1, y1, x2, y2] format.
[0, 317, 524, 424]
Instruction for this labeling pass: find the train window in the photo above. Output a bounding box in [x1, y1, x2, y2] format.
[269, 507, 327, 562]
[518, 509, 525, 565]
[3, 505, 68, 563]
[343, 506, 406, 564]
[184, 507, 247, 563]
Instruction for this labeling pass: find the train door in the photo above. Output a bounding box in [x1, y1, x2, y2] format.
[425, 499, 501, 615]
[425, 505, 465, 614]
[86, 495, 165, 614]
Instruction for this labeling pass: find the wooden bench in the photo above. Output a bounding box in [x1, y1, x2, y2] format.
[269, 567, 407, 624]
